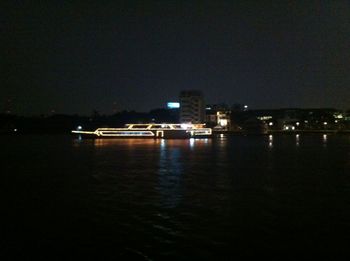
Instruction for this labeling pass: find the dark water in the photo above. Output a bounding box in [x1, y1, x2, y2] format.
[2, 134, 350, 260]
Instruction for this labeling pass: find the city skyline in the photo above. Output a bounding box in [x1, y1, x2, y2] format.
[3, 1, 350, 115]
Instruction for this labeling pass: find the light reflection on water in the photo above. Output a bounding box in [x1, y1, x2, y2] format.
[93, 138, 159, 147]
[323, 134, 328, 147]
[268, 134, 273, 148]
[157, 141, 183, 208]
[92, 138, 213, 148]
[296, 134, 300, 147]
[7, 134, 349, 259]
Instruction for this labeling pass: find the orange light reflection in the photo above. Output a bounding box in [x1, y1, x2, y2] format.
[93, 138, 212, 148]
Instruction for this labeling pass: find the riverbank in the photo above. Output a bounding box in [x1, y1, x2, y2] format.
[213, 129, 350, 135]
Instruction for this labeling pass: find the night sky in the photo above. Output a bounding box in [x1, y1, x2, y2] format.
[3, 1, 350, 115]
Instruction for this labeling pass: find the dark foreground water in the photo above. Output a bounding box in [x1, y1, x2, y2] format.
[2, 134, 350, 260]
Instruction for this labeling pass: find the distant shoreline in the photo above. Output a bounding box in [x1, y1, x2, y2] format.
[213, 130, 350, 135]
[1, 130, 350, 136]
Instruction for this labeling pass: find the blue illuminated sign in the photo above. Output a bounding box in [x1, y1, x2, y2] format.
[167, 102, 180, 109]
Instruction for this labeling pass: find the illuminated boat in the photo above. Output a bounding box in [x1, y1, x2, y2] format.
[72, 123, 212, 139]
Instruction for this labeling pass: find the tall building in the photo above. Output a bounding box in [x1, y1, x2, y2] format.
[179, 90, 205, 123]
